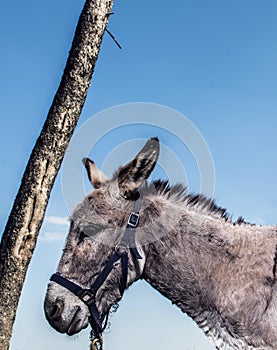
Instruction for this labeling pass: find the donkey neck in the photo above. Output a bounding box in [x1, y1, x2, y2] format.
[141, 198, 277, 348]
[141, 205, 229, 316]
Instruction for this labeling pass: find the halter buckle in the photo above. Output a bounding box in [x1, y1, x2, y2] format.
[128, 212, 140, 228]
[80, 290, 95, 304]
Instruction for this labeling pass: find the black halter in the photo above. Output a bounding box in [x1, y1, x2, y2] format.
[50, 194, 142, 348]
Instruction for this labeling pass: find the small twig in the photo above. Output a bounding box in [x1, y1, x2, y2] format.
[105, 12, 114, 18]
[105, 28, 122, 49]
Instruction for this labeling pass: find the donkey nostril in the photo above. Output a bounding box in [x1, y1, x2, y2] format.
[49, 300, 64, 319]
[50, 304, 58, 318]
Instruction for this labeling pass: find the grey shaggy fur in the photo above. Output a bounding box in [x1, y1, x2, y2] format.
[44, 138, 277, 350]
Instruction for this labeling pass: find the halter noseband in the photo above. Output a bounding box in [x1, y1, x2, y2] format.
[50, 194, 142, 350]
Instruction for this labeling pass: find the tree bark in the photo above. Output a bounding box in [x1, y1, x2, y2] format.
[0, 1, 114, 349]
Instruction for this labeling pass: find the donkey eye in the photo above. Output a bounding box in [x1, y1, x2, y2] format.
[81, 224, 103, 237]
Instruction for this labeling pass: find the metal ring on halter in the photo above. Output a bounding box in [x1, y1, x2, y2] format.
[91, 337, 103, 350]
[114, 240, 129, 253]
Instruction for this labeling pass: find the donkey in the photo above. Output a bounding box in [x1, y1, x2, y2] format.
[44, 137, 277, 350]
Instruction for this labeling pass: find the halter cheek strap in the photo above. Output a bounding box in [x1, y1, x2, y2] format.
[50, 194, 142, 345]
[117, 193, 142, 259]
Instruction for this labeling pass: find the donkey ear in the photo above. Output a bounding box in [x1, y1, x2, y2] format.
[82, 158, 110, 189]
[117, 137, 160, 199]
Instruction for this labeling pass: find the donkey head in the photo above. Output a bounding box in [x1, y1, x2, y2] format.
[44, 138, 160, 335]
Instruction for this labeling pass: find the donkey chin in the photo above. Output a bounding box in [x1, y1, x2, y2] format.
[44, 282, 90, 336]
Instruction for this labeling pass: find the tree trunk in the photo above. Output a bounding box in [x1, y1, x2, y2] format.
[0, 1, 114, 349]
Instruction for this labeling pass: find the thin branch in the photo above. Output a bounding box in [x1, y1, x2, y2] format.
[105, 28, 122, 49]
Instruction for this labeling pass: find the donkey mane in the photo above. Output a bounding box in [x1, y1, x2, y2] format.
[152, 180, 250, 225]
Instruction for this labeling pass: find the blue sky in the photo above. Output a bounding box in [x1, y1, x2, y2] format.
[1, 1, 277, 349]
